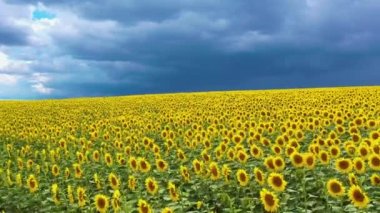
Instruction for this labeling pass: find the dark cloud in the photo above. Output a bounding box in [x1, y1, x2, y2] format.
[0, 22, 29, 45]
[2, 0, 380, 99]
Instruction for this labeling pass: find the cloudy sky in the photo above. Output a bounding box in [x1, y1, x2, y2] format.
[0, 0, 379, 99]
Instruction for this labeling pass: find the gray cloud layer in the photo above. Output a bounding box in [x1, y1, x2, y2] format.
[1, 0, 379, 99]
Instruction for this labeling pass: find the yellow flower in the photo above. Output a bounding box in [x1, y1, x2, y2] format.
[290, 152, 304, 168]
[335, 158, 353, 173]
[128, 175, 137, 191]
[112, 190, 121, 212]
[155, 158, 168, 172]
[77, 186, 86, 207]
[138, 157, 151, 173]
[138, 199, 152, 213]
[348, 173, 358, 186]
[260, 188, 279, 212]
[51, 183, 60, 205]
[273, 156, 285, 172]
[145, 177, 158, 195]
[326, 178, 345, 197]
[209, 162, 221, 180]
[16, 173, 22, 187]
[67, 185, 74, 204]
[348, 185, 369, 209]
[128, 156, 139, 171]
[318, 150, 330, 165]
[27, 174, 38, 193]
[168, 181, 180, 202]
[353, 157, 366, 174]
[95, 194, 109, 213]
[236, 169, 249, 187]
[51, 164, 59, 177]
[192, 159, 203, 175]
[267, 172, 287, 192]
[236, 149, 249, 163]
[254, 167, 265, 185]
[370, 173, 380, 186]
[73, 163, 82, 178]
[196, 200, 203, 209]
[180, 165, 190, 182]
[104, 153, 113, 167]
[368, 154, 380, 170]
[303, 153, 316, 170]
[221, 164, 231, 182]
[108, 172, 120, 190]
[161, 207, 173, 213]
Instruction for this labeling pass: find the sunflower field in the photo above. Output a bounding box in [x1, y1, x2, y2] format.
[1, 87, 380, 212]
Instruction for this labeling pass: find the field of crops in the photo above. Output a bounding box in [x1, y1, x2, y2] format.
[1, 87, 380, 212]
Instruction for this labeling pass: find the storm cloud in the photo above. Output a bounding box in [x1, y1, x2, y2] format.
[0, 0, 379, 99]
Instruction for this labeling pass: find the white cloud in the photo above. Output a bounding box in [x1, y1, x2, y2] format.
[30, 72, 54, 94]
[31, 82, 53, 94]
[0, 74, 20, 85]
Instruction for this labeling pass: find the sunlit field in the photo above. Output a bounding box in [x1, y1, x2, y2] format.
[1, 87, 380, 212]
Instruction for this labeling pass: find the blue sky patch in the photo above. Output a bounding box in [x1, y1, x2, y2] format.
[32, 9, 55, 20]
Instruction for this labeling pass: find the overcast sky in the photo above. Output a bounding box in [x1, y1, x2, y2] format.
[0, 0, 379, 99]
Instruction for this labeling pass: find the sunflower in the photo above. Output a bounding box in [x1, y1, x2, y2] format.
[221, 164, 231, 182]
[128, 156, 138, 171]
[138, 199, 152, 213]
[236, 149, 249, 164]
[260, 188, 279, 212]
[168, 181, 180, 201]
[273, 156, 285, 172]
[27, 174, 38, 193]
[290, 152, 304, 168]
[64, 167, 70, 179]
[180, 165, 190, 182]
[73, 163, 82, 178]
[104, 153, 113, 167]
[368, 154, 380, 170]
[254, 167, 265, 185]
[271, 145, 282, 155]
[303, 153, 316, 170]
[353, 157, 366, 174]
[51, 164, 59, 177]
[138, 158, 151, 173]
[161, 207, 173, 213]
[16, 173, 22, 187]
[236, 169, 249, 187]
[209, 162, 221, 180]
[227, 148, 236, 161]
[112, 190, 121, 212]
[77, 186, 86, 207]
[145, 177, 158, 195]
[335, 158, 352, 173]
[67, 185, 74, 204]
[192, 159, 203, 175]
[326, 178, 345, 197]
[329, 145, 341, 158]
[250, 144, 262, 159]
[92, 150, 100, 162]
[347, 173, 358, 186]
[128, 175, 137, 191]
[95, 194, 109, 213]
[348, 185, 369, 209]
[264, 156, 276, 171]
[370, 173, 380, 186]
[285, 146, 296, 157]
[268, 172, 287, 192]
[108, 172, 120, 190]
[156, 159, 168, 172]
[51, 183, 60, 205]
[318, 150, 330, 165]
